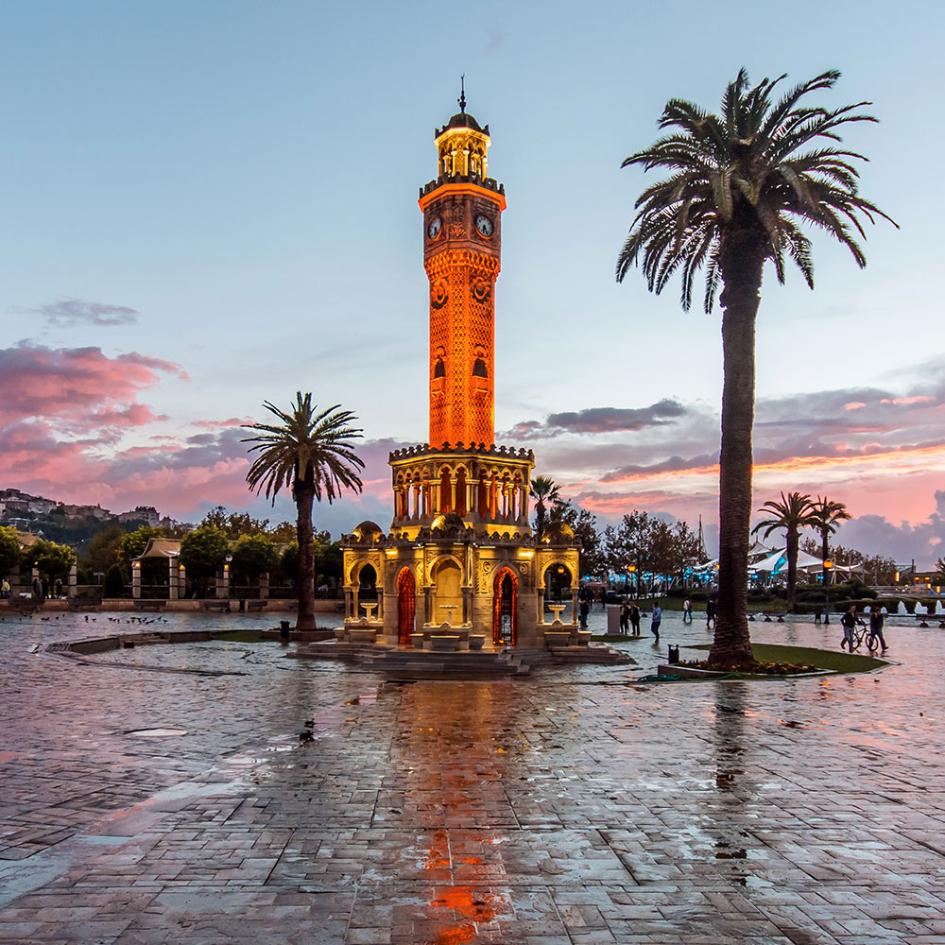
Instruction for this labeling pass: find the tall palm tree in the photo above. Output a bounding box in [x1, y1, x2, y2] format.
[529, 475, 560, 539]
[753, 492, 817, 612]
[616, 69, 895, 666]
[809, 496, 851, 586]
[243, 393, 364, 631]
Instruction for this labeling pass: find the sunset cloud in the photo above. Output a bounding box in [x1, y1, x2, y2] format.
[22, 298, 140, 328]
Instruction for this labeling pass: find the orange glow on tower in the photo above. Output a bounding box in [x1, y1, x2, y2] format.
[419, 102, 506, 448]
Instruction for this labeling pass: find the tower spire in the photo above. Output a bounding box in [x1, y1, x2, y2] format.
[458, 74, 466, 113]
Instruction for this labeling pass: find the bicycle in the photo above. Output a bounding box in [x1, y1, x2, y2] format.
[848, 619, 881, 652]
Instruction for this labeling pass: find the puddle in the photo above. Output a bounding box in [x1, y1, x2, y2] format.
[125, 728, 188, 737]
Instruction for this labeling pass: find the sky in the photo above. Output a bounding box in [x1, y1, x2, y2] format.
[2, 0, 944, 565]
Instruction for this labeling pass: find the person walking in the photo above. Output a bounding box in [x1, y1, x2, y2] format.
[619, 600, 630, 635]
[629, 603, 641, 637]
[682, 598, 693, 624]
[868, 606, 888, 652]
[840, 605, 858, 651]
[651, 602, 663, 642]
[705, 598, 717, 630]
[578, 598, 590, 631]
[0, 578, 9, 599]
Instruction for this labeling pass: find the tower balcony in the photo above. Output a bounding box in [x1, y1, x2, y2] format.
[420, 174, 505, 200]
[388, 443, 534, 539]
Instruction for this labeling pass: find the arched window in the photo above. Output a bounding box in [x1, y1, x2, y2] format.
[472, 358, 488, 378]
[434, 358, 446, 378]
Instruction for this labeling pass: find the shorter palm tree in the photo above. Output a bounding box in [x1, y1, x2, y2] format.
[809, 496, 851, 586]
[529, 476, 560, 539]
[753, 492, 817, 612]
[243, 393, 364, 631]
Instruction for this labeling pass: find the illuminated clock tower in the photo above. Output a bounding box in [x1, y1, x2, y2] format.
[341, 90, 580, 652]
[419, 87, 506, 448]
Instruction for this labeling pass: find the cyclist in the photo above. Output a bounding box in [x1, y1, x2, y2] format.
[840, 605, 858, 651]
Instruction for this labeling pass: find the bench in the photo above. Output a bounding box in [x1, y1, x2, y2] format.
[199, 600, 230, 613]
[245, 599, 267, 612]
[348, 627, 378, 644]
[429, 634, 461, 652]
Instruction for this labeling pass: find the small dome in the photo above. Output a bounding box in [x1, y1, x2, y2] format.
[446, 111, 483, 132]
[352, 521, 383, 542]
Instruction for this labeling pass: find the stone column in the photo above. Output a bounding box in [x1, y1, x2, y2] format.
[462, 586, 471, 625]
[259, 572, 269, 600]
[132, 561, 141, 599]
[68, 564, 77, 599]
[423, 586, 432, 624]
[169, 558, 179, 600]
[217, 565, 230, 599]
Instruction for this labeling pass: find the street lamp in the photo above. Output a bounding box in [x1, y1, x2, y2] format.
[823, 559, 833, 625]
[627, 564, 637, 599]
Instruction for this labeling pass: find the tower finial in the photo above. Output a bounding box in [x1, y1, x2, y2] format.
[458, 74, 466, 113]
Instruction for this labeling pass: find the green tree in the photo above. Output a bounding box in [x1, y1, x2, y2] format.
[0, 526, 21, 578]
[809, 496, 852, 586]
[315, 540, 344, 594]
[616, 69, 894, 666]
[529, 476, 560, 540]
[753, 492, 818, 611]
[118, 526, 163, 570]
[83, 524, 125, 574]
[605, 510, 656, 595]
[180, 526, 229, 594]
[21, 539, 76, 584]
[200, 507, 274, 539]
[231, 533, 279, 583]
[552, 501, 605, 579]
[243, 393, 364, 630]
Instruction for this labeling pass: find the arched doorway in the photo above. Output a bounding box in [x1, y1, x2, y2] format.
[431, 558, 463, 625]
[396, 568, 416, 646]
[492, 567, 518, 647]
[544, 563, 573, 622]
[356, 564, 378, 620]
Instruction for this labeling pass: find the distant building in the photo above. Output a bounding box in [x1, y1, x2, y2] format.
[118, 506, 161, 526]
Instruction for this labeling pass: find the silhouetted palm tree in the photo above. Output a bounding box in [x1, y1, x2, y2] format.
[529, 476, 560, 539]
[616, 69, 895, 666]
[243, 393, 364, 630]
[753, 492, 817, 612]
[809, 496, 851, 586]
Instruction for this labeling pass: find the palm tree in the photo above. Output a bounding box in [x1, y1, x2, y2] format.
[809, 496, 851, 586]
[616, 69, 895, 666]
[753, 492, 817, 612]
[529, 476, 560, 539]
[243, 393, 364, 630]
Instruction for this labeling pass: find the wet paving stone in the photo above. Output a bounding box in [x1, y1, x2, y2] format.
[0, 610, 944, 942]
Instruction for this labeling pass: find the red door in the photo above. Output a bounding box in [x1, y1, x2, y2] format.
[397, 569, 416, 645]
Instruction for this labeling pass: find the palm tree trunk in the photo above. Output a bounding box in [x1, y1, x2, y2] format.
[786, 528, 799, 611]
[708, 228, 765, 668]
[821, 530, 830, 586]
[295, 482, 317, 631]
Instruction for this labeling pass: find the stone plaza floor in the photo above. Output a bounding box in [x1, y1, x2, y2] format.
[0, 608, 944, 944]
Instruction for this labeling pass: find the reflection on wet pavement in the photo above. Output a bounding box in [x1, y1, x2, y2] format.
[0, 609, 943, 942]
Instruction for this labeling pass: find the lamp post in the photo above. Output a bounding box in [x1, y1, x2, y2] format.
[823, 559, 833, 625]
[627, 564, 637, 599]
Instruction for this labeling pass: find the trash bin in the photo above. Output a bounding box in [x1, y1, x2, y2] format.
[667, 644, 680, 665]
[606, 605, 621, 635]
[279, 620, 291, 642]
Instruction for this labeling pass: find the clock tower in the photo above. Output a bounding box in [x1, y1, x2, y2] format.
[340, 92, 580, 653]
[418, 90, 506, 449]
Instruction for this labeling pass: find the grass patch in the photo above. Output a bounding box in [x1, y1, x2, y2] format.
[688, 642, 885, 673]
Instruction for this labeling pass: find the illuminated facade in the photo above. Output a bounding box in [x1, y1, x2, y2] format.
[342, 96, 579, 650]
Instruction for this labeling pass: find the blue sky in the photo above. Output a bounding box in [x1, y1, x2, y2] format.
[2, 1, 944, 563]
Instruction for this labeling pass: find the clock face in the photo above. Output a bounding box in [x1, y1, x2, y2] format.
[427, 216, 442, 239]
[475, 214, 494, 237]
